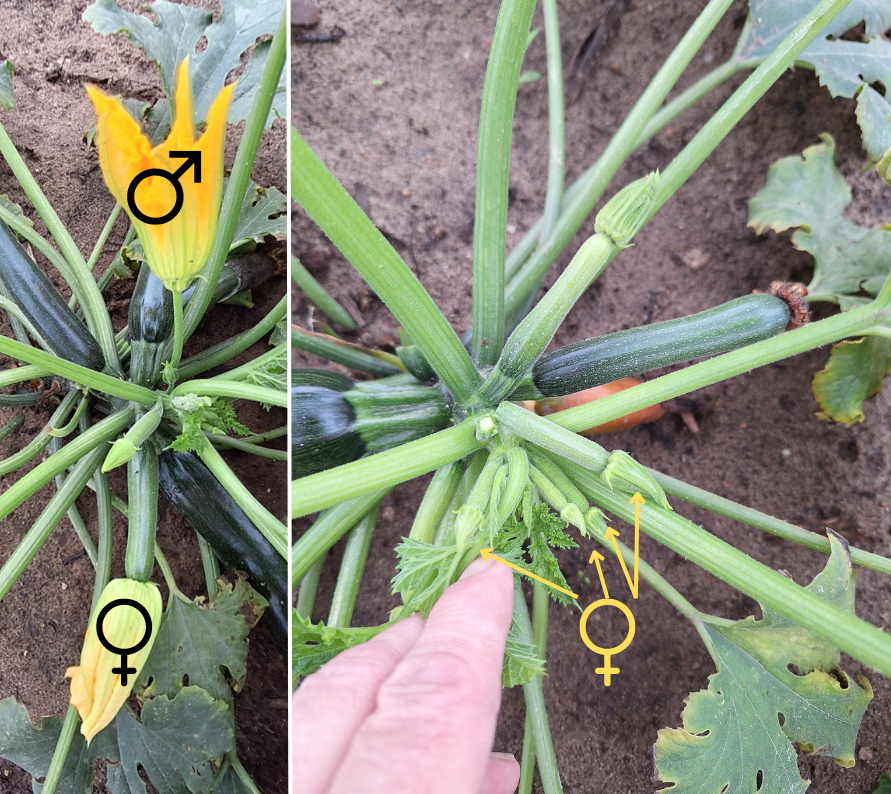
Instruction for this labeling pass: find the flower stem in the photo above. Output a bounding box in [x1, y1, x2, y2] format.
[40, 707, 79, 794]
[292, 421, 482, 518]
[409, 461, 466, 544]
[648, 467, 891, 577]
[168, 286, 184, 381]
[329, 506, 379, 628]
[296, 555, 326, 620]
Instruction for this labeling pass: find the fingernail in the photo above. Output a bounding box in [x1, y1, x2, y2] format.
[490, 752, 517, 763]
[459, 557, 492, 580]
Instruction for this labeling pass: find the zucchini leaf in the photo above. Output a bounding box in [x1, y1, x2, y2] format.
[503, 621, 546, 688]
[812, 336, 891, 424]
[169, 396, 251, 453]
[874, 773, 891, 794]
[748, 134, 891, 309]
[0, 688, 232, 794]
[656, 532, 873, 793]
[83, 0, 285, 137]
[735, 0, 891, 158]
[292, 614, 387, 678]
[0, 60, 15, 111]
[748, 135, 891, 423]
[137, 576, 267, 704]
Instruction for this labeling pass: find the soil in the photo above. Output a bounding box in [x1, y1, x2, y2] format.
[0, 2, 287, 792]
[292, 1, 891, 792]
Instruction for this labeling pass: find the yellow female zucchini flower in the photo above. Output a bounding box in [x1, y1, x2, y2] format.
[86, 58, 234, 292]
[66, 578, 162, 744]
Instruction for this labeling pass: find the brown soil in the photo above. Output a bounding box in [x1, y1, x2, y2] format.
[0, 2, 287, 792]
[292, 0, 891, 792]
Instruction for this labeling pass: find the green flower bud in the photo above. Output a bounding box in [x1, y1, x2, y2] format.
[101, 401, 164, 473]
[600, 449, 671, 510]
[595, 171, 660, 248]
[560, 503, 586, 533]
[585, 506, 608, 537]
[476, 414, 498, 440]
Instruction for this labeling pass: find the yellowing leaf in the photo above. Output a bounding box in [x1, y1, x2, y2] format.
[656, 533, 873, 793]
[813, 337, 891, 425]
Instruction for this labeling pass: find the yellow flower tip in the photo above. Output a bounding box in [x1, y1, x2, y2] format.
[67, 578, 163, 744]
[87, 58, 234, 295]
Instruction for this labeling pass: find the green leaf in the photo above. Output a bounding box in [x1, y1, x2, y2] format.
[656, 532, 873, 793]
[748, 134, 891, 307]
[857, 86, 891, 163]
[737, 1, 891, 158]
[812, 336, 891, 424]
[518, 70, 541, 83]
[392, 538, 459, 616]
[83, 0, 285, 134]
[874, 772, 891, 794]
[169, 396, 251, 453]
[213, 764, 256, 794]
[138, 577, 267, 704]
[104, 688, 233, 794]
[0, 699, 117, 794]
[292, 613, 387, 678]
[0, 60, 16, 111]
[503, 621, 546, 688]
[230, 183, 287, 253]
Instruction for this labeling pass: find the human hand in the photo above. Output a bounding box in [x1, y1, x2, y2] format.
[293, 558, 520, 794]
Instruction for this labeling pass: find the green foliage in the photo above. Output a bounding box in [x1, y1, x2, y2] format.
[812, 336, 891, 424]
[231, 183, 287, 253]
[0, 690, 232, 794]
[517, 497, 577, 608]
[213, 765, 256, 794]
[874, 773, 891, 794]
[393, 538, 460, 616]
[737, 0, 891, 157]
[139, 577, 267, 704]
[748, 134, 891, 423]
[0, 61, 16, 111]
[503, 621, 546, 688]
[292, 613, 388, 678]
[83, 0, 285, 136]
[656, 532, 873, 793]
[748, 135, 891, 309]
[169, 396, 250, 453]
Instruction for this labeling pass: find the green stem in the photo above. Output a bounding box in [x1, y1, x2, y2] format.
[50, 434, 98, 568]
[409, 461, 466, 543]
[0, 388, 79, 477]
[195, 440, 287, 557]
[329, 506, 379, 627]
[649, 0, 852, 219]
[0, 413, 23, 442]
[0, 336, 155, 405]
[291, 325, 402, 377]
[566, 462, 891, 677]
[153, 543, 188, 603]
[0, 407, 134, 523]
[292, 255, 356, 328]
[197, 534, 221, 596]
[0, 364, 48, 388]
[211, 345, 284, 382]
[519, 580, 550, 794]
[0, 294, 53, 351]
[92, 469, 114, 612]
[504, 0, 735, 315]
[649, 468, 891, 577]
[296, 555, 326, 619]
[46, 391, 90, 437]
[292, 491, 391, 586]
[514, 581, 562, 794]
[170, 378, 288, 408]
[182, 9, 287, 342]
[169, 379, 286, 408]
[0, 124, 121, 372]
[178, 295, 286, 379]
[0, 442, 107, 600]
[471, 0, 537, 365]
[40, 707, 79, 794]
[73, 202, 123, 310]
[292, 421, 482, 518]
[549, 302, 886, 434]
[292, 127, 482, 405]
[207, 433, 287, 461]
[168, 286, 184, 379]
[229, 750, 264, 794]
[540, 0, 565, 240]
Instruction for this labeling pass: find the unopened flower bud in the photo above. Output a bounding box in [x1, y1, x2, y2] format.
[595, 171, 660, 248]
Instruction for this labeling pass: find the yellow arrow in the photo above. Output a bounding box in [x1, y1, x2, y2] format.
[621, 492, 645, 598]
[605, 527, 637, 599]
[480, 548, 578, 599]
[588, 550, 610, 599]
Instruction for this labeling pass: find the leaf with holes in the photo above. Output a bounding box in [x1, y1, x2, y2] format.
[231, 183, 287, 253]
[812, 336, 891, 424]
[137, 576, 266, 704]
[656, 532, 873, 793]
[83, 0, 285, 138]
[735, 0, 891, 158]
[748, 134, 891, 308]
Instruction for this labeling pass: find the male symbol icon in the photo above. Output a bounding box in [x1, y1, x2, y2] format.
[95, 598, 153, 686]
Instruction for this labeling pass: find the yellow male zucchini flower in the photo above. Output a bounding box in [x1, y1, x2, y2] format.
[66, 578, 162, 744]
[86, 58, 234, 292]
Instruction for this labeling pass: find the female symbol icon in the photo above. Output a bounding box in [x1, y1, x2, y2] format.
[578, 598, 636, 686]
[95, 598, 154, 686]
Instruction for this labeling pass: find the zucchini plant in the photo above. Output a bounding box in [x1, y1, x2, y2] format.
[0, 2, 287, 793]
[293, 0, 891, 792]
